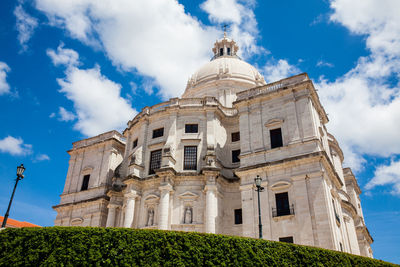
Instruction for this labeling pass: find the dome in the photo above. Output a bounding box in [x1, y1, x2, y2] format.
[185, 56, 266, 90]
[182, 33, 266, 103]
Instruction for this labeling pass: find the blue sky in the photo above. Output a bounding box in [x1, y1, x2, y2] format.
[1, 0, 399, 263]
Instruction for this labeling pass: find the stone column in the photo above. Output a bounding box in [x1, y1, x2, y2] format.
[106, 204, 118, 227]
[123, 190, 138, 228]
[204, 184, 218, 233]
[204, 170, 219, 234]
[158, 183, 173, 230]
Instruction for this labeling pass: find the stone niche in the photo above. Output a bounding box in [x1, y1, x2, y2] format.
[143, 194, 160, 229]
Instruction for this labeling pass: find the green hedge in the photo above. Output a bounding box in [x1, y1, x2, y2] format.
[0, 227, 394, 266]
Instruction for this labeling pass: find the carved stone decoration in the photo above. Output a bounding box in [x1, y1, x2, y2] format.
[147, 208, 155, 226]
[112, 177, 127, 192]
[130, 155, 136, 165]
[184, 206, 193, 224]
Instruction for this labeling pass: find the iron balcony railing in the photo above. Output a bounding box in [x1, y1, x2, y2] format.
[272, 204, 295, 217]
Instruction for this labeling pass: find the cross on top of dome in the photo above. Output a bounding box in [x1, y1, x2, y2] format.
[211, 28, 239, 60]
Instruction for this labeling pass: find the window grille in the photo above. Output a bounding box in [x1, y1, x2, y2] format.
[149, 149, 162, 174]
[183, 146, 197, 170]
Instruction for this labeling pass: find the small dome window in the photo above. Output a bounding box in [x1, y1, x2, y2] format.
[220, 48, 223, 56]
[227, 47, 231, 55]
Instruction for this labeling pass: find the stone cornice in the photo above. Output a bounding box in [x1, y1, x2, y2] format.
[53, 195, 109, 210]
[341, 199, 358, 218]
[235, 150, 343, 189]
[356, 225, 374, 244]
[59, 185, 108, 198]
[124, 97, 238, 134]
[343, 167, 362, 195]
[233, 73, 328, 124]
[328, 139, 344, 163]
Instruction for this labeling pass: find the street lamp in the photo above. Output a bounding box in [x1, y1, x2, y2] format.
[254, 175, 264, 239]
[1, 164, 25, 228]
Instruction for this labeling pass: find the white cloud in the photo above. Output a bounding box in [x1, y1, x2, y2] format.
[316, 60, 334, 68]
[35, 0, 268, 99]
[14, 5, 38, 52]
[365, 159, 400, 195]
[200, 0, 263, 57]
[0, 62, 11, 95]
[36, 0, 220, 99]
[0, 136, 32, 156]
[201, 0, 242, 25]
[129, 81, 137, 95]
[49, 112, 56, 118]
[35, 153, 50, 161]
[58, 106, 76, 121]
[262, 59, 300, 83]
[315, 0, 400, 176]
[330, 0, 400, 57]
[57, 65, 136, 136]
[47, 44, 79, 67]
[47, 45, 136, 136]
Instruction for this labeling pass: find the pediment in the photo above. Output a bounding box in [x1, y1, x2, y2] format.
[270, 180, 291, 191]
[178, 191, 199, 200]
[82, 166, 94, 174]
[265, 118, 284, 128]
[144, 194, 160, 203]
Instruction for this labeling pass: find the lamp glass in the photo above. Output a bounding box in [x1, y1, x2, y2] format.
[254, 175, 262, 187]
[17, 164, 25, 176]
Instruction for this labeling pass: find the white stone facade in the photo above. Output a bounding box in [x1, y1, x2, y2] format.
[54, 35, 373, 257]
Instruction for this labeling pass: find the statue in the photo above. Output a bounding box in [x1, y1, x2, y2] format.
[147, 208, 154, 226]
[184, 207, 192, 224]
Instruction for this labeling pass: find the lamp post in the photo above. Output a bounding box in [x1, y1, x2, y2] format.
[254, 175, 264, 239]
[1, 164, 25, 228]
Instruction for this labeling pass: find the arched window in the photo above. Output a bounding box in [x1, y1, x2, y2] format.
[219, 48, 223, 56]
[227, 47, 231, 55]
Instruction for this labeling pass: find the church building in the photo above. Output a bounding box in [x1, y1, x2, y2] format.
[53, 33, 373, 257]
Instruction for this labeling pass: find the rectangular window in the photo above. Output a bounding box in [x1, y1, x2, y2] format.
[81, 175, 90, 191]
[232, 149, 240, 163]
[149, 149, 162, 175]
[234, 209, 242, 224]
[270, 128, 283, 149]
[333, 199, 340, 224]
[152, 128, 164, 139]
[279, 236, 294, 243]
[231, 132, 240, 142]
[183, 146, 197, 170]
[275, 192, 290, 216]
[185, 124, 198, 133]
[132, 139, 138, 149]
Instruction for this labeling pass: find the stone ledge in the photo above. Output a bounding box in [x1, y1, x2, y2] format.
[272, 214, 295, 222]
